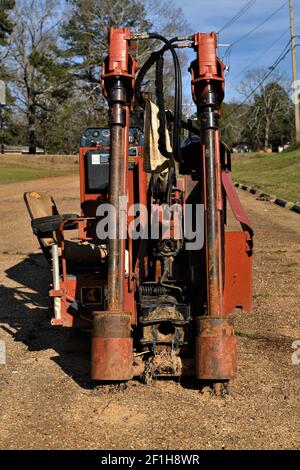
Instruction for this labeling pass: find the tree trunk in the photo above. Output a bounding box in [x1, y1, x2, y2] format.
[28, 98, 36, 155]
[264, 118, 270, 150]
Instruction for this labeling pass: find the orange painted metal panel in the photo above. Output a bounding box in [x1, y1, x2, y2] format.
[223, 231, 252, 315]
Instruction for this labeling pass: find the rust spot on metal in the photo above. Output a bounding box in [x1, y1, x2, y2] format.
[92, 337, 133, 381]
[195, 317, 237, 380]
[91, 312, 133, 381]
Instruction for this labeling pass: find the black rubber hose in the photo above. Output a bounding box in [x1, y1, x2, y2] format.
[135, 34, 182, 162]
[155, 54, 173, 159]
[149, 33, 182, 162]
[136, 47, 173, 160]
[135, 37, 179, 100]
[135, 49, 161, 104]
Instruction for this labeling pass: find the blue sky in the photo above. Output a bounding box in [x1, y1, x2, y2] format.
[171, 0, 300, 104]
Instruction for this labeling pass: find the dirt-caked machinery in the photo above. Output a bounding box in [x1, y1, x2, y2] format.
[24, 28, 253, 393]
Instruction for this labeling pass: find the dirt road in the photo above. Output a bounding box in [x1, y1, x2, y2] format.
[0, 175, 299, 450]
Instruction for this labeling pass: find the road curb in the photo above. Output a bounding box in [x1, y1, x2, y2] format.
[234, 183, 300, 215]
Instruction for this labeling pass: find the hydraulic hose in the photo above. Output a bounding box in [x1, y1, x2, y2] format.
[135, 34, 182, 163]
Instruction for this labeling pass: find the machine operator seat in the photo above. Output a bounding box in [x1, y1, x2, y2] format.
[24, 191, 107, 268]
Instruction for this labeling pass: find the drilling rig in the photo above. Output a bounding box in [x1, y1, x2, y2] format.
[24, 28, 253, 394]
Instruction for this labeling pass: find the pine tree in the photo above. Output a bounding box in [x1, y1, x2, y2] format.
[63, 0, 189, 126]
[5, 0, 72, 153]
[0, 0, 14, 45]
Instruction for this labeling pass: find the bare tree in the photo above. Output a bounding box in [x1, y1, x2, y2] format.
[5, 0, 71, 153]
[238, 68, 292, 149]
[221, 102, 250, 148]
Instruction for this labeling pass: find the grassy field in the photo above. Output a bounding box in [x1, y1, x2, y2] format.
[1, 151, 299, 203]
[232, 149, 300, 203]
[0, 161, 77, 184]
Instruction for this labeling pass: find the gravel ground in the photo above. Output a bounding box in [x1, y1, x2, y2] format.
[0, 175, 299, 450]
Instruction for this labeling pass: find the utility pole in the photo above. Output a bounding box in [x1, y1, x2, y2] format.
[289, 0, 300, 144]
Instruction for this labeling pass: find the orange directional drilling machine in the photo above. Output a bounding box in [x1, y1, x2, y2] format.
[24, 28, 253, 393]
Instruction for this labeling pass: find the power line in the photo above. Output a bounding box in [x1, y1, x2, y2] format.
[232, 26, 291, 80]
[218, 0, 256, 34]
[224, 0, 289, 60]
[226, 32, 300, 121]
[226, 40, 300, 118]
[226, 21, 300, 93]
[229, 0, 288, 49]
